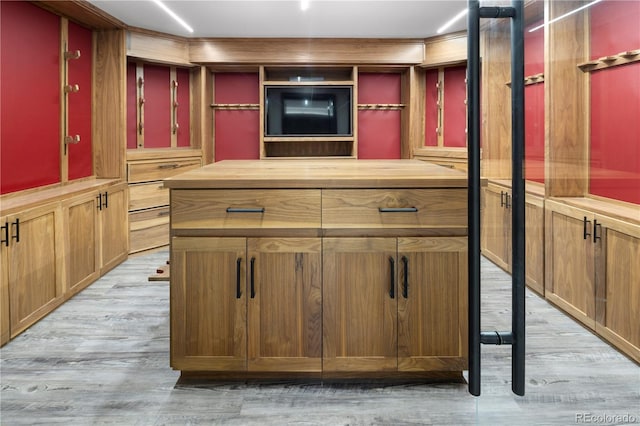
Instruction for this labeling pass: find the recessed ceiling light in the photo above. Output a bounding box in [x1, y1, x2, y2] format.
[301, 0, 310, 11]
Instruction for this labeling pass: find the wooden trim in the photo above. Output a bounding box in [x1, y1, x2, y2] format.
[60, 18, 69, 184]
[422, 31, 467, 67]
[35, 1, 125, 30]
[126, 30, 192, 66]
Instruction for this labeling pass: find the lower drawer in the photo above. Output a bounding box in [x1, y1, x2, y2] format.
[129, 207, 170, 253]
[129, 181, 168, 211]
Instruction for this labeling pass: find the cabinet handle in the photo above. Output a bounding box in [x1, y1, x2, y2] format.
[389, 256, 395, 299]
[97, 193, 103, 211]
[250, 257, 256, 299]
[11, 218, 19, 243]
[236, 258, 242, 299]
[500, 191, 505, 207]
[226, 208, 265, 213]
[158, 163, 179, 170]
[593, 220, 602, 243]
[379, 207, 418, 213]
[1, 221, 9, 247]
[103, 191, 108, 209]
[401, 256, 409, 299]
[505, 194, 511, 209]
[583, 216, 591, 240]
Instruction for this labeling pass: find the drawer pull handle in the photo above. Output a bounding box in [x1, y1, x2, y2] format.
[250, 257, 256, 299]
[226, 208, 265, 213]
[593, 220, 602, 243]
[583, 216, 591, 240]
[401, 256, 409, 299]
[158, 163, 179, 170]
[379, 207, 418, 213]
[11, 218, 20, 243]
[1, 221, 9, 247]
[158, 211, 171, 217]
[236, 258, 242, 299]
[389, 256, 395, 299]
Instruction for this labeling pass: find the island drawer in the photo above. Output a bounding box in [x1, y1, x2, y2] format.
[171, 189, 322, 231]
[128, 158, 202, 183]
[129, 181, 169, 211]
[322, 188, 467, 230]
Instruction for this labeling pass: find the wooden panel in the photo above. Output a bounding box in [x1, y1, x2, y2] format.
[36, 1, 124, 30]
[93, 29, 126, 179]
[65, 194, 99, 296]
[171, 189, 321, 231]
[127, 158, 201, 183]
[322, 189, 467, 231]
[525, 194, 545, 295]
[357, 110, 401, 159]
[214, 110, 260, 161]
[546, 1, 588, 197]
[481, 185, 511, 271]
[190, 66, 211, 161]
[1, 1, 60, 194]
[189, 39, 425, 65]
[443, 65, 466, 148]
[0, 228, 9, 345]
[127, 31, 191, 65]
[128, 181, 169, 211]
[171, 237, 247, 371]
[214, 73, 259, 104]
[99, 185, 128, 274]
[322, 238, 398, 372]
[403, 66, 425, 159]
[247, 238, 322, 372]
[144, 64, 171, 148]
[398, 237, 467, 371]
[67, 20, 94, 181]
[126, 62, 138, 150]
[176, 67, 191, 148]
[423, 32, 467, 67]
[129, 207, 170, 253]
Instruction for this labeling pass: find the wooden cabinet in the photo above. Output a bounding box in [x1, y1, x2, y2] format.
[1, 203, 64, 338]
[171, 236, 322, 373]
[0, 219, 9, 345]
[481, 181, 545, 295]
[98, 184, 128, 274]
[545, 199, 640, 363]
[168, 160, 469, 378]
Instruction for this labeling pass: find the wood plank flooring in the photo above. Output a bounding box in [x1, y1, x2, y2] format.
[1, 250, 639, 425]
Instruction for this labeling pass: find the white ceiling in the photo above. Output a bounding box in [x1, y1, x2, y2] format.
[87, 0, 468, 39]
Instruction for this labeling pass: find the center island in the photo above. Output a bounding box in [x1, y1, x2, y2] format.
[165, 159, 469, 380]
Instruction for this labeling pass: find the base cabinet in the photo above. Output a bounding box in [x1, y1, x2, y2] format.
[64, 193, 100, 296]
[98, 185, 128, 274]
[545, 199, 640, 363]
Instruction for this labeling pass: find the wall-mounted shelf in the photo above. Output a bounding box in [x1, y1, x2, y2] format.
[578, 49, 640, 72]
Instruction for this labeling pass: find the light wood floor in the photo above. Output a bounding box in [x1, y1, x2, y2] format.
[1, 250, 638, 425]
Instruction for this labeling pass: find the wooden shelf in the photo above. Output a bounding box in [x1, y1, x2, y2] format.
[578, 49, 640, 72]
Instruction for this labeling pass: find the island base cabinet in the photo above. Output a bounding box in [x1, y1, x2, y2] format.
[397, 237, 468, 372]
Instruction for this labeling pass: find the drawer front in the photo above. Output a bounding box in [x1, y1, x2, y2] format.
[322, 189, 467, 230]
[171, 189, 322, 230]
[129, 182, 169, 211]
[129, 207, 170, 253]
[127, 158, 201, 183]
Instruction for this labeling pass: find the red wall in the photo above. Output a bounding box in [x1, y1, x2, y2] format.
[1, 1, 61, 194]
[589, 0, 640, 204]
[524, 19, 545, 184]
[358, 73, 401, 159]
[214, 73, 260, 161]
[144, 65, 171, 148]
[67, 21, 93, 180]
[442, 66, 467, 148]
[176, 68, 191, 147]
[424, 69, 439, 147]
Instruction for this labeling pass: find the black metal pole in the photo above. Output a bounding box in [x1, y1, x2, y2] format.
[467, 0, 481, 397]
[510, 0, 526, 397]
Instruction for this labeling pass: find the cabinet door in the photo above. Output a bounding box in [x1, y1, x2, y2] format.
[5, 204, 64, 337]
[595, 216, 640, 363]
[247, 238, 322, 372]
[545, 202, 595, 329]
[525, 194, 545, 295]
[323, 238, 397, 372]
[1, 217, 9, 345]
[398, 237, 468, 371]
[171, 237, 247, 371]
[99, 186, 128, 274]
[64, 193, 99, 296]
[481, 186, 511, 271]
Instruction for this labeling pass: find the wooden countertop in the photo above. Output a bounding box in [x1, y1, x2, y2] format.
[164, 160, 468, 189]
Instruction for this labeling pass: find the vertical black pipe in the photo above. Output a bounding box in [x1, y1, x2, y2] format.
[467, 0, 481, 397]
[510, 0, 526, 397]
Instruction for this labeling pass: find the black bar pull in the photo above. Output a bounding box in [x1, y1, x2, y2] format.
[401, 256, 409, 299]
[1, 221, 9, 247]
[389, 256, 395, 299]
[226, 208, 265, 213]
[97, 193, 103, 211]
[500, 191, 505, 207]
[103, 191, 108, 209]
[583, 216, 591, 240]
[593, 220, 602, 243]
[11, 218, 20, 243]
[505, 193, 511, 209]
[250, 257, 256, 299]
[378, 207, 418, 213]
[236, 258, 242, 299]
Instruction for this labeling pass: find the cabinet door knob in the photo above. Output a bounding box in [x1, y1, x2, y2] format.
[389, 256, 395, 299]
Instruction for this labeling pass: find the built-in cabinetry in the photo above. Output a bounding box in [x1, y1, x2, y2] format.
[167, 160, 468, 379]
[0, 180, 128, 343]
[545, 199, 639, 363]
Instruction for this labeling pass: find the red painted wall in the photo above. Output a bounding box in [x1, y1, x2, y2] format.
[589, 0, 640, 204]
[214, 73, 260, 161]
[176, 68, 191, 147]
[67, 21, 93, 180]
[524, 19, 545, 184]
[126, 63, 138, 149]
[144, 65, 171, 148]
[358, 73, 401, 159]
[1, 1, 61, 194]
[424, 69, 439, 147]
[443, 66, 467, 148]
